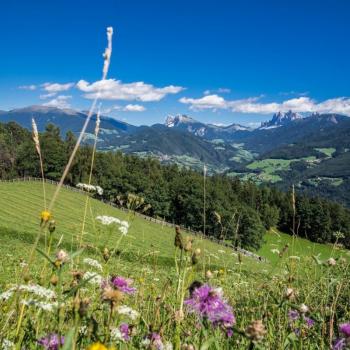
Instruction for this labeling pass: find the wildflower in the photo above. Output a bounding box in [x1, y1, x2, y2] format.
[84, 258, 103, 271]
[40, 210, 52, 223]
[1, 339, 14, 350]
[111, 276, 137, 294]
[101, 285, 124, 305]
[299, 304, 309, 314]
[184, 283, 235, 330]
[83, 271, 103, 286]
[120, 323, 131, 341]
[184, 237, 193, 252]
[327, 258, 337, 266]
[96, 215, 121, 225]
[56, 250, 68, 263]
[87, 342, 115, 350]
[284, 287, 296, 300]
[38, 333, 64, 350]
[174, 225, 184, 249]
[116, 305, 139, 320]
[288, 309, 315, 335]
[119, 226, 128, 235]
[22, 299, 58, 312]
[333, 323, 350, 349]
[142, 333, 164, 350]
[0, 284, 56, 301]
[245, 320, 267, 342]
[205, 270, 213, 279]
[192, 248, 201, 265]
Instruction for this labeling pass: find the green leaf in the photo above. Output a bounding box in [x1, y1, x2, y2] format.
[35, 248, 56, 267]
[61, 328, 75, 350]
[200, 337, 215, 350]
[63, 274, 96, 300]
[69, 248, 85, 261]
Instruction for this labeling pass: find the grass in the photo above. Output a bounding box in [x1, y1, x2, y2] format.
[315, 147, 336, 157]
[0, 181, 349, 349]
[0, 181, 259, 282]
[245, 157, 317, 183]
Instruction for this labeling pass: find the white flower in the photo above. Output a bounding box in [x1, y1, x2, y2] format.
[271, 249, 280, 254]
[77, 183, 103, 195]
[1, 339, 14, 350]
[0, 284, 56, 302]
[299, 304, 309, 314]
[83, 271, 103, 286]
[164, 342, 173, 350]
[110, 327, 123, 342]
[120, 220, 129, 228]
[21, 299, 58, 312]
[96, 215, 121, 225]
[119, 226, 128, 235]
[116, 305, 139, 320]
[83, 258, 103, 271]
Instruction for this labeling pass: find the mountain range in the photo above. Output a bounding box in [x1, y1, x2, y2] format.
[1, 106, 350, 206]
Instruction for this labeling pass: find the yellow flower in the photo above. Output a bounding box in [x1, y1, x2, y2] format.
[40, 210, 52, 222]
[87, 343, 116, 350]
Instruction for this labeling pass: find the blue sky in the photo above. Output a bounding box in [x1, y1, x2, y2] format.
[1, 0, 350, 126]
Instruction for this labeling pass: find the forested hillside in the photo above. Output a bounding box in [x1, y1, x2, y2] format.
[1, 121, 350, 250]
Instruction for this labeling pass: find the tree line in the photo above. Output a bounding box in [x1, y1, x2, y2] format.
[1, 121, 350, 250]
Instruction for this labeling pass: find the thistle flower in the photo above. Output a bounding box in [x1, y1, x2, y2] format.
[174, 225, 184, 249]
[119, 323, 131, 341]
[184, 283, 235, 330]
[333, 323, 350, 349]
[111, 276, 136, 294]
[245, 320, 267, 342]
[37, 333, 64, 350]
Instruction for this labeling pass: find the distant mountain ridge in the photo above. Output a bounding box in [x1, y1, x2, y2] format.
[260, 110, 303, 129]
[165, 114, 250, 140]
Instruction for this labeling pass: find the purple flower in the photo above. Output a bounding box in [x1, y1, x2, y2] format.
[304, 317, 315, 328]
[184, 284, 235, 329]
[111, 276, 136, 294]
[150, 333, 163, 350]
[288, 310, 300, 322]
[340, 323, 350, 338]
[119, 323, 130, 341]
[333, 338, 346, 350]
[38, 333, 64, 350]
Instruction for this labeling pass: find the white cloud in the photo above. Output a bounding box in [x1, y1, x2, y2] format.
[76, 79, 184, 102]
[179, 94, 227, 111]
[39, 92, 57, 100]
[123, 104, 146, 112]
[18, 84, 37, 91]
[179, 94, 350, 116]
[42, 95, 72, 109]
[204, 88, 231, 95]
[42, 82, 74, 93]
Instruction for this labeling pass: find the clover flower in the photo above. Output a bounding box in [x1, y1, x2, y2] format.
[37, 333, 64, 350]
[111, 276, 136, 294]
[184, 283, 235, 330]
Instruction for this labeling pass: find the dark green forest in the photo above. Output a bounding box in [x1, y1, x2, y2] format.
[1, 121, 350, 250]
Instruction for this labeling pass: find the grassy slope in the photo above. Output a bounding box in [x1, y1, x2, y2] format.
[0, 181, 261, 283]
[0, 181, 348, 282]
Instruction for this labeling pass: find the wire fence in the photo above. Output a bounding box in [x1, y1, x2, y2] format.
[0, 176, 266, 262]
